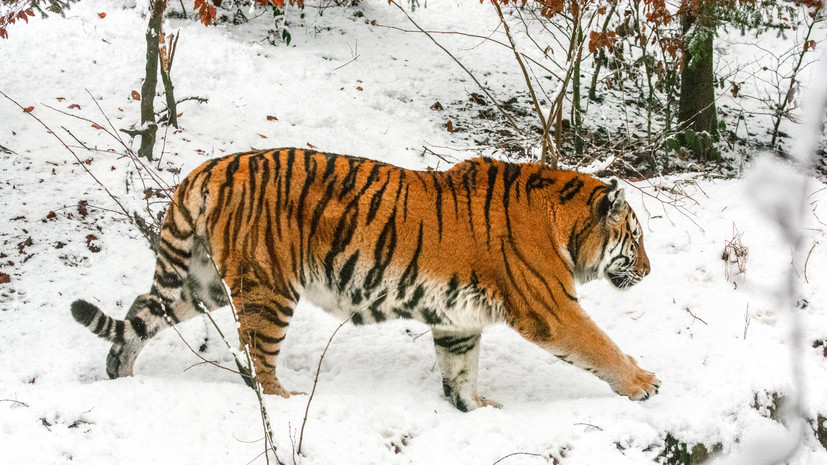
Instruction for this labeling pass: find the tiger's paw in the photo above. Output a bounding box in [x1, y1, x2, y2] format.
[613, 357, 660, 401]
[478, 397, 503, 409]
[444, 388, 502, 411]
[259, 377, 293, 398]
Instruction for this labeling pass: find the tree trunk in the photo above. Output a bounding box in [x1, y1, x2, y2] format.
[678, 1, 717, 140]
[138, 0, 167, 162]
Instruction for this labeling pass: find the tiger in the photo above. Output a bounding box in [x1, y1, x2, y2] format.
[71, 148, 659, 411]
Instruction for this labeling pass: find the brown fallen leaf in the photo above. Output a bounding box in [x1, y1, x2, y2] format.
[98, 12, 106, 18]
[68, 104, 81, 110]
[23, 106, 34, 113]
[131, 90, 141, 101]
[446, 120, 453, 132]
[266, 115, 278, 121]
[0, 273, 10, 285]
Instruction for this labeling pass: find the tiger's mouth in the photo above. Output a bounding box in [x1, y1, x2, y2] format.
[607, 271, 642, 289]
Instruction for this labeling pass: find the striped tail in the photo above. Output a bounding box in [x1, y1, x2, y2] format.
[71, 299, 148, 344]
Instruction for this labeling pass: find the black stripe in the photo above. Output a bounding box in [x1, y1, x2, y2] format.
[484, 164, 498, 245]
[338, 251, 360, 290]
[322, 153, 337, 182]
[431, 172, 443, 240]
[296, 151, 317, 228]
[446, 176, 459, 218]
[256, 333, 286, 345]
[404, 284, 425, 309]
[274, 149, 283, 238]
[365, 211, 397, 290]
[323, 200, 360, 285]
[502, 163, 521, 240]
[367, 173, 391, 225]
[93, 313, 107, 335]
[396, 222, 423, 298]
[284, 148, 295, 208]
[130, 316, 148, 340]
[559, 177, 584, 203]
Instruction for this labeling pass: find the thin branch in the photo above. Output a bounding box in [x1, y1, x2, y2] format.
[493, 2, 548, 142]
[167, 321, 241, 376]
[804, 240, 817, 284]
[685, 307, 708, 326]
[0, 399, 29, 407]
[490, 451, 545, 465]
[297, 313, 353, 456]
[387, 0, 524, 134]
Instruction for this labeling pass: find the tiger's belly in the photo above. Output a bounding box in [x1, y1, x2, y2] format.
[300, 277, 503, 330]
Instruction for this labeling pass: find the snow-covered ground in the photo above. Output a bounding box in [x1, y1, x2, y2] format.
[1, 1, 826, 464]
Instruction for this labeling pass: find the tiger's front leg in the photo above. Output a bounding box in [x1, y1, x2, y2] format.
[516, 303, 660, 401]
[432, 328, 502, 411]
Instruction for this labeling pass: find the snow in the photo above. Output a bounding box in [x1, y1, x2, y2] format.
[1, 1, 826, 464]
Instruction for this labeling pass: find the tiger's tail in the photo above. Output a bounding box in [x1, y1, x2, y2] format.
[71, 175, 203, 347]
[70, 299, 147, 344]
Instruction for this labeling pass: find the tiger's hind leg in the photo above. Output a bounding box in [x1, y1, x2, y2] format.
[105, 240, 227, 379]
[229, 278, 297, 397]
[432, 328, 501, 411]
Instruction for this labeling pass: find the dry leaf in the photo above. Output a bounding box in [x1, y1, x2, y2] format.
[68, 104, 81, 110]
[0, 272, 10, 285]
[258, 133, 268, 138]
[91, 123, 103, 130]
[446, 120, 453, 132]
[131, 90, 141, 101]
[23, 106, 33, 113]
[266, 115, 278, 121]
[98, 12, 106, 18]
[307, 142, 317, 149]
[356, 86, 364, 91]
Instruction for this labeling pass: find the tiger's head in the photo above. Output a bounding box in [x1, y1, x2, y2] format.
[575, 180, 650, 289]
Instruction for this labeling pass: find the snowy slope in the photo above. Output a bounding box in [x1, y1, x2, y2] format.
[1, 1, 826, 464]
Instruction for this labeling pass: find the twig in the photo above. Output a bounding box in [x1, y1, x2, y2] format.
[490, 451, 545, 465]
[297, 313, 353, 456]
[62, 127, 92, 151]
[573, 422, 604, 431]
[371, 22, 511, 48]
[493, 2, 549, 149]
[333, 54, 360, 71]
[804, 241, 817, 284]
[0, 399, 29, 407]
[684, 307, 708, 326]
[421, 146, 456, 164]
[387, 0, 524, 134]
[166, 321, 241, 376]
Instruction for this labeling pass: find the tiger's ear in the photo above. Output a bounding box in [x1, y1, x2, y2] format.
[597, 180, 626, 220]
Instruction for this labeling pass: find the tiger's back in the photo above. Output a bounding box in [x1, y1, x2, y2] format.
[72, 148, 659, 410]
